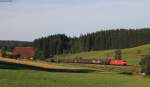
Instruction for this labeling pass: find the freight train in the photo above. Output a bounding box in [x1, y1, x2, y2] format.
[48, 58, 127, 66]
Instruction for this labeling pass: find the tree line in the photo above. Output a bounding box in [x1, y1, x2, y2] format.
[0, 40, 32, 51]
[33, 28, 150, 59]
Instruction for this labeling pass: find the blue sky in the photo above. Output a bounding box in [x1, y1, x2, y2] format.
[0, 0, 150, 41]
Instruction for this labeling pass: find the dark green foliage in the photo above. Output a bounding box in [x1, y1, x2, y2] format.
[69, 37, 81, 53]
[1, 48, 7, 57]
[34, 49, 42, 60]
[115, 49, 122, 60]
[139, 55, 150, 74]
[0, 40, 32, 51]
[1, 50, 7, 57]
[33, 28, 150, 59]
[34, 34, 70, 59]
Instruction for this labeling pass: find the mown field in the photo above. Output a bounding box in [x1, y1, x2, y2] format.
[57, 44, 150, 65]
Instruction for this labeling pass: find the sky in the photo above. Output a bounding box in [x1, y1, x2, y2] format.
[0, 0, 150, 41]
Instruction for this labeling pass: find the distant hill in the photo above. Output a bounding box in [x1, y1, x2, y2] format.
[0, 40, 32, 50]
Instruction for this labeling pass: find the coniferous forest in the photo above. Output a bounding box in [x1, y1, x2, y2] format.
[33, 28, 150, 58]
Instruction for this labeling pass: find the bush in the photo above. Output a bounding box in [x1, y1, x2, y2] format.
[34, 49, 43, 60]
[115, 49, 122, 60]
[1, 49, 7, 57]
[139, 55, 150, 74]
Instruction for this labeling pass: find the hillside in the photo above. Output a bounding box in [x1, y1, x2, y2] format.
[0, 45, 150, 87]
[56, 44, 150, 65]
[34, 29, 150, 59]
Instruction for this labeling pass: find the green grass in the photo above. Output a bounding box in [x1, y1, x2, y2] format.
[57, 44, 150, 65]
[0, 69, 150, 87]
[1, 44, 150, 87]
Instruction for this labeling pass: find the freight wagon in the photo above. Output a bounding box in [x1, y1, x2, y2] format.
[48, 58, 127, 66]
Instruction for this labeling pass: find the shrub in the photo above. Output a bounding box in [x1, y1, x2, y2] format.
[115, 49, 122, 60]
[1, 49, 7, 57]
[34, 49, 43, 60]
[139, 55, 150, 74]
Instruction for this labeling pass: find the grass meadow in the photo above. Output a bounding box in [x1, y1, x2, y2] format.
[1, 68, 150, 87]
[0, 44, 150, 87]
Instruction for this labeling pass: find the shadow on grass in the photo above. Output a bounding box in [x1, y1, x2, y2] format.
[119, 72, 134, 75]
[0, 62, 95, 73]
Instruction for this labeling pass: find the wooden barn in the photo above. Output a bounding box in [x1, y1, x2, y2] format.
[13, 47, 35, 59]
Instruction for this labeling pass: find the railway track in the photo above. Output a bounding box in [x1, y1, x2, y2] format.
[0, 57, 93, 73]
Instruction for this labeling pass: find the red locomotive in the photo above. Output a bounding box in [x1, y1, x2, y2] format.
[110, 59, 127, 66]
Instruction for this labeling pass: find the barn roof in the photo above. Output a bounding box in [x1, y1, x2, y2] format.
[13, 47, 35, 58]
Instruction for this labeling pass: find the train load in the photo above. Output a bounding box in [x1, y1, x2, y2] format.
[48, 58, 127, 66]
